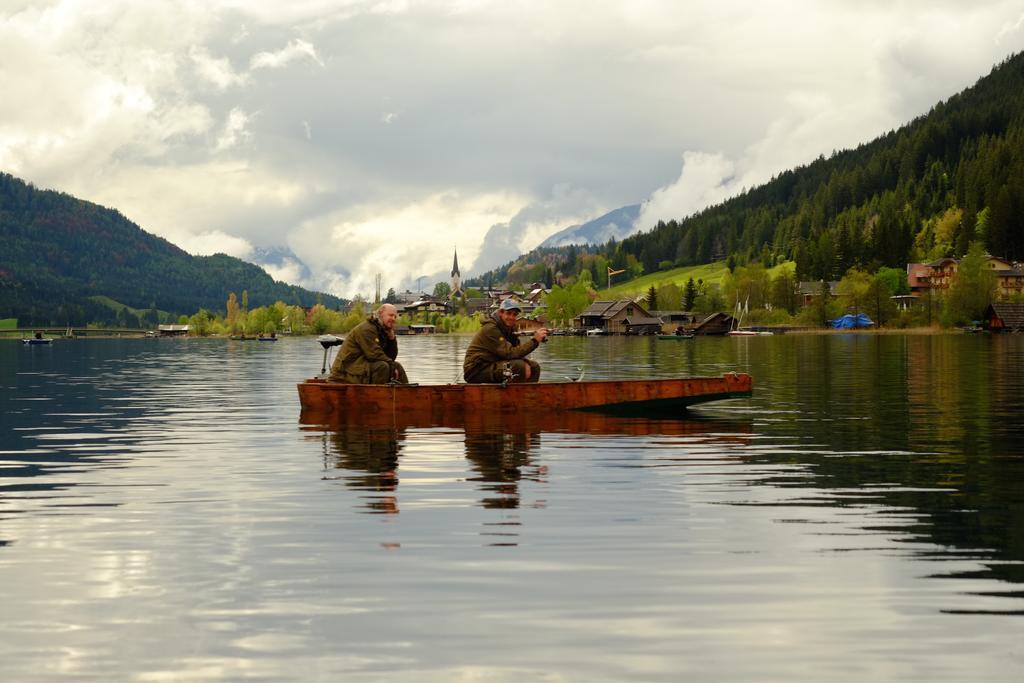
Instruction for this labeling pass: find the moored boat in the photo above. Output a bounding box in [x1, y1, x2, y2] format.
[298, 373, 752, 423]
[21, 337, 54, 345]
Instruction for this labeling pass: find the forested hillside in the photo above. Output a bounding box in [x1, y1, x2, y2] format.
[0, 173, 345, 325]
[475, 51, 1024, 287]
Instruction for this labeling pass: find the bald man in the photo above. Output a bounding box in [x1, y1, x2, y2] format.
[328, 303, 409, 384]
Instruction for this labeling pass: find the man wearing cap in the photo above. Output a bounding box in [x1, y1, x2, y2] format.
[328, 303, 409, 384]
[463, 298, 548, 383]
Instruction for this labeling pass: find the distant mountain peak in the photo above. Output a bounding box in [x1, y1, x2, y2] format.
[539, 204, 642, 248]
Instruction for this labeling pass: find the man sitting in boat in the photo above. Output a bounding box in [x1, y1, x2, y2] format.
[463, 298, 548, 383]
[328, 303, 409, 385]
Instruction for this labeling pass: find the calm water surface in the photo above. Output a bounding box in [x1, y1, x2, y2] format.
[1, 334, 1022, 681]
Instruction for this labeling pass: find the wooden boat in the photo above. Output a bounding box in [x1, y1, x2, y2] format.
[657, 333, 694, 340]
[298, 373, 752, 423]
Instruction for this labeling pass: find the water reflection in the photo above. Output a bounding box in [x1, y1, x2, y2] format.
[463, 430, 543, 511]
[4, 336, 1024, 681]
[308, 411, 754, 522]
[322, 427, 403, 514]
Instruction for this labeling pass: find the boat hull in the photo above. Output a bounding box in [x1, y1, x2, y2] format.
[298, 373, 752, 424]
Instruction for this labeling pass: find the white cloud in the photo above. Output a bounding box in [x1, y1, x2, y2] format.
[637, 152, 737, 232]
[2, 0, 1023, 298]
[179, 230, 255, 259]
[215, 108, 254, 152]
[250, 38, 323, 70]
[288, 190, 526, 295]
[191, 46, 249, 89]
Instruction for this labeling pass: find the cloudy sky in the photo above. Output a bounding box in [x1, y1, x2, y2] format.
[2, 1, 1023, 298]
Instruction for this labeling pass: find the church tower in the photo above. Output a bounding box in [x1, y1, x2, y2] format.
[450, 247, 463, 298]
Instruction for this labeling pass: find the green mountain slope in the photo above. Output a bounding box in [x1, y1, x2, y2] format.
[0, 173, 345, 325]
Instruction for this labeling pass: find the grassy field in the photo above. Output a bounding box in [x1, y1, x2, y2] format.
[597, 261, 796, 299]
[89, 295, 160, 319]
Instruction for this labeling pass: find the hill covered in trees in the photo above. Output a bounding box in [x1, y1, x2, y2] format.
[473, 51, 1024, 288]
[0, 173, 345, 326]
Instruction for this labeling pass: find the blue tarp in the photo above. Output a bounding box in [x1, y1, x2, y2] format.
[831, 313, 875, 329]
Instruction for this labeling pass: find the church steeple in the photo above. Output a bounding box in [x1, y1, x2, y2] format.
[450, 247, 462, 298]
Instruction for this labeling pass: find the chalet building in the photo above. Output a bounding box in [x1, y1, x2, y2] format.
[985, 257, 1024, 298]
[925, 257, 960, 289]
[691, 312, 737, 336]
[480, 288, 519, 302]
[650, 310, 700, 334]
[984, 303, 1024, 332]
[513, 316, 547, 334]
[400, 297, 452, 315]
[906, 263, 932, 293]
[464, 297, 492, 315]
[525, 285, 549, 303]
[623, 316, 663, 335]
[396, 289, 430, 304]
[797, 281, 839, 306]
[576, 300, 656, 334]
[906, 256, 1024, 298]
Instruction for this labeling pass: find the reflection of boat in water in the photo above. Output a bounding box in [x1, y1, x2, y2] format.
[308, 409, 753, 518]
[298, 373, 752, 424]
[301, 401, 752, 437]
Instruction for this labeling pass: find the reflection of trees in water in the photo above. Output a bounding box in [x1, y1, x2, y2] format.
[463, 430, 547, 510]
[748, 335, 1024, 597]
[325, 427, 403, 514]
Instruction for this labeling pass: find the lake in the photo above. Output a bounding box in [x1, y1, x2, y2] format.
[1, 333, 1022, 681]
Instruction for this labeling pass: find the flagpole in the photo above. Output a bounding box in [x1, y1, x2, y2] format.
[607, 266, 626, 291]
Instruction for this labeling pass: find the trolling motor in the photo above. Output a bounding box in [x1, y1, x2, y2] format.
[317, 334, 343, 376]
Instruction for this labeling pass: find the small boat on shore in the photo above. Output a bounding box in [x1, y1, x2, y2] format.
[298, 372, 752, 422]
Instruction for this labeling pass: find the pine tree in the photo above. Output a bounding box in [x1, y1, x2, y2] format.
[683, 277, 698, 311]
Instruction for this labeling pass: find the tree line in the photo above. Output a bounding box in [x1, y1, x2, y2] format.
[0, 172, 346, 326]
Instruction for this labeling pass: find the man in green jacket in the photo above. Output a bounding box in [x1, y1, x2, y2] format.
[463, 298, 548, 383]
[328, 303, 409, 384]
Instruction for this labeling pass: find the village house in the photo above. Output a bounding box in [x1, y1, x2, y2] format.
[690, 312, 737, 336]
[576, 299, 659, 335]
[649, 310, 700, 334]
[797, 281, 839, 306]
[400, 297, 452, 316]
[513, 315, 547, 335]
[906, 256, 1024, 298]
[984, 303, 1024, 332]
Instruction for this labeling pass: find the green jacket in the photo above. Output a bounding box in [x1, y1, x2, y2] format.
[463, 315, 539, 379]
[328, 317, 398, 383]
